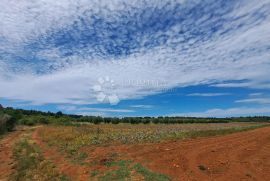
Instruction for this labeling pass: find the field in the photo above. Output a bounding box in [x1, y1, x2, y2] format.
[1, 122, 270, 181]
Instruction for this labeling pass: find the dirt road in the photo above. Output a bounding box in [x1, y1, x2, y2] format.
[32, 129, 90, 181]
[0, 130, 23, 181]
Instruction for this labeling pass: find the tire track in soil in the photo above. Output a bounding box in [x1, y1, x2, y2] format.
[32, 128, 90, 181]
[0, 130, 24, 181]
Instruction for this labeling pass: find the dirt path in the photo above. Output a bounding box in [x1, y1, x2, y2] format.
[0, 129, 24, 181]
[101, 126, 270, 181]
[32, 128, 90, 181]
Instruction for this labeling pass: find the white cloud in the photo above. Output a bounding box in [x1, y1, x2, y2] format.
[58, 105, 134, 114]
[187, 93, 231, 97]
[235, 98, 270, 104]
[79, 107, 134, 113]
[212, 82, 270, 89]
[249, 93, 263, 97]
[76, 112, 107, 117]
[0, 0, 186, 45]
[212, 82, 252, 88]
[0, 0, 270, 106]
[130, 105, 153, 109]
[172, 107, 270, 117]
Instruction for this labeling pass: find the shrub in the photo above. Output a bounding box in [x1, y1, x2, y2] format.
[112, 119, 120, 124]
[19, 118, 35, 126]
[142, 119, 150, 124]
[0, 114, 16, 134]
[38, 117, 49, 124]
[93, 117, 103, 124]
[6, 116, 16, 131]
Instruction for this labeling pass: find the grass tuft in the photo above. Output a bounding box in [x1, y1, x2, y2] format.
[133, 163, 171, 181]
[100, 160, 132, 181]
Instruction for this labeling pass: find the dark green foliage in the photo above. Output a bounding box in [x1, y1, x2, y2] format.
[56, 111, 63, 118]
[0, 105, 269, 127]
[38, 117, 49, 124]
[93, 116, 103, 124]
[6, 116, 16, 131]
[4, 108, 23, 121]
[142, 118, 151, 124]
[111, 118, 120, 124]
[0, 114, 16, 134]
[19, 118, 35, 126]
[103, 117, 112, 124]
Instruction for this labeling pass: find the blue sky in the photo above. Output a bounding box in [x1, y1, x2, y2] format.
[0, 0, 270, 117]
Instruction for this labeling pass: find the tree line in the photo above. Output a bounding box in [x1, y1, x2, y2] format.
[0, 104, 270, 135]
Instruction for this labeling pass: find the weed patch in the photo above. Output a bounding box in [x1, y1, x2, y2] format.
[96, 160, 171, 181]
[12, 138, 70, 181]
[133, 163, 171, 181]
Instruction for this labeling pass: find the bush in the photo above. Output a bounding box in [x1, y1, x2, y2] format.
[0, 114, 16, 134]
[142, 119, 150, 124]
[112, 119, 120, 124]
[6, 116, 16, 131]
[38, 117, 49, 124]
[93, 117, 103, 124]
[19, 118, 35, 126]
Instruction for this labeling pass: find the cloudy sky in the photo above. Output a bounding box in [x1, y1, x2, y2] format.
[1, 0, 270, 117]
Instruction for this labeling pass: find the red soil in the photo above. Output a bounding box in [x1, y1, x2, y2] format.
[0, 130, 23, 181]
[88, 126, 270, 181]
[32, 129, 90, 181]
[29, 126, 270, 181]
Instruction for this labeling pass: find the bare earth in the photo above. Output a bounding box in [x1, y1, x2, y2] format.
[87, 126, 270, 181]
[0, 130, 23, 181]
[118, 126, 270, 181]
[1, 126, 270, 181]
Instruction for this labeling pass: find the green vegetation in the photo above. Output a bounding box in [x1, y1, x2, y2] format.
[0, 104, 269, 129]
[100, 160, 132, 181]
[185, 124, 269, 139]
[0, 114, 16, 135]
[78, 116, 270, 125]
[96, 159, 171, 181]
[133, 163, 171, 181]
[12, 138, 69, 181]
